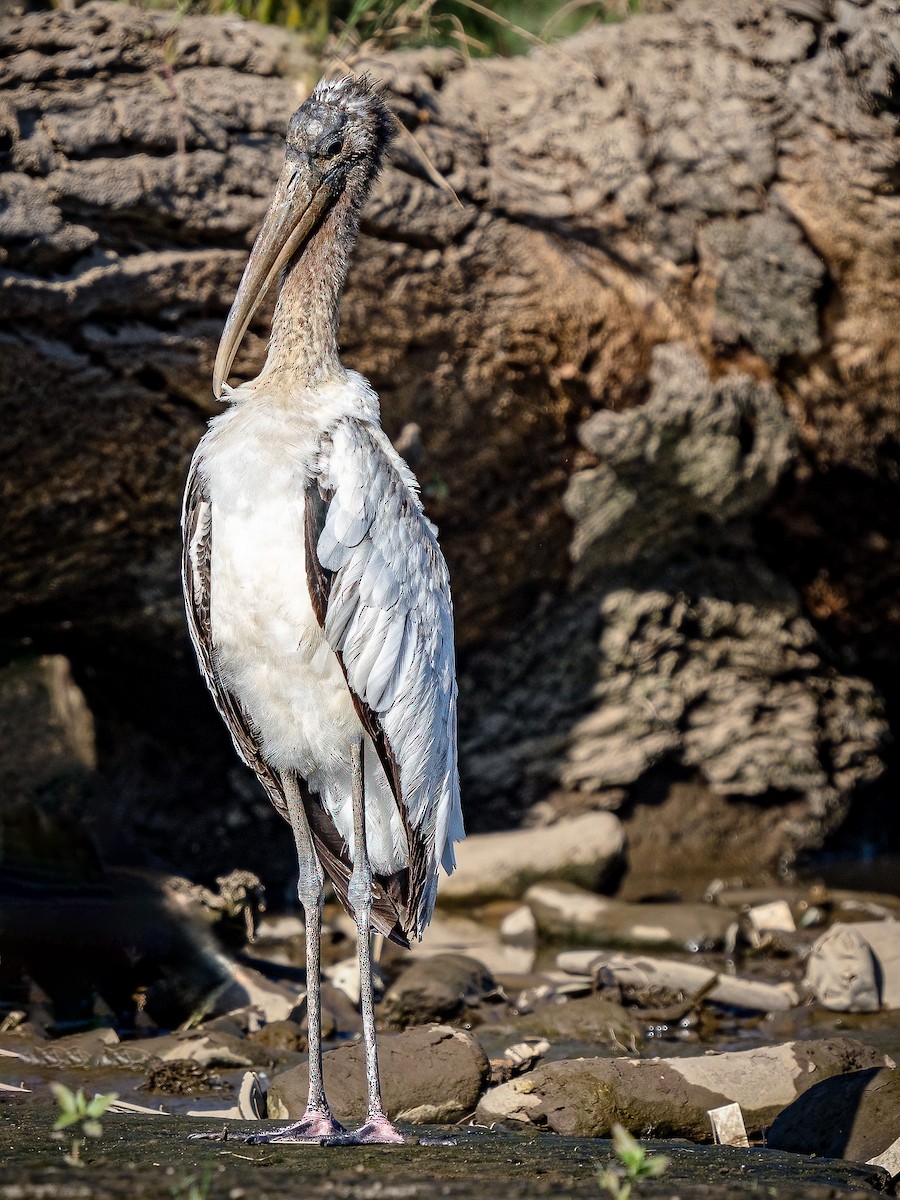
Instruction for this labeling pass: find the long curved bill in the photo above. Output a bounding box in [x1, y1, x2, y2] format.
[213, 157, 330, 399]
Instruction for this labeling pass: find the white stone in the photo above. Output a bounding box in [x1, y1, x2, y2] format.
[500, 905, 538, 947]
[748, 900, 796, 933]
[868, 1134, 900, 1179]
[708, 1101, 749, 1147]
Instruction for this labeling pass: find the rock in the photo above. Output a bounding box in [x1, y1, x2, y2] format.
[438, 813, 626, 904]
[556, 951, 798, 1012]
[380, 953, 500, 1028]
[526, 883, 735, 950]
[200, 962, 306, 1025]
[748, 901, 796, 935]
[268, 1024, 489, 1125]
[0, 655, 95, 807]
[247, 1019, 307, 1054]
[767, 1067, 900, 1169]
[477, 1037, 893, 1139]
[500, 905, 538, 949]
[805, 921, 900, 1012]
[411, 912, 536, 976]
[507, 993, 641, 1049]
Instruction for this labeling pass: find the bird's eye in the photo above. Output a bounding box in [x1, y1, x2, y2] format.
[320, 138, 343, 159]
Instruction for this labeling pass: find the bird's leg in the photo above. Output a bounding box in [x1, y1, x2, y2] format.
[245, 775, 345, 1144]
[340, 739, 404, 1145]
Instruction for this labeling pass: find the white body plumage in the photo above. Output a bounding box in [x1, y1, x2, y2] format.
[189, 370, 462, 929]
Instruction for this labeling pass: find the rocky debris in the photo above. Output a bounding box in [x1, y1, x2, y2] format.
[476, 1037, 893, 1139]
[767, 1067, 900, 1174]
[489, 1038, 550, 1087]
[1, 1026, 300, 1072]
[438, 813, 626, 904]
[268, 1024, 489, 1125]
[525, 882, 736, 950]
[805, 921, 900, 1012]
[556, 951, 799, 1013]
[141, 1059, 231, 1095]
[380, 953, 501, 1028]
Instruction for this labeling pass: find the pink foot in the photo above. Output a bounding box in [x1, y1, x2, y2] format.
[189, 1112, 346, 1145]
[331, 1115, 405, 1145]
[246, 1112, 347, 1144]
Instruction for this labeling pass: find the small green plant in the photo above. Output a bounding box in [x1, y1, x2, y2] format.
[171, 1170, 213, 1200]
[597, 1123, 670, 1200]
[50, 1083, 118, 1166]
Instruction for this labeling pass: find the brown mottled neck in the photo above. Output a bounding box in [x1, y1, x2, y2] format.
[261, 187, 357, 391]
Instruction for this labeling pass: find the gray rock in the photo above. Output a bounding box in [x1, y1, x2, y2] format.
[700, 212, 823, 366]
[438, 812, 626, 903]
[805, 920, 900, 1012]
[268, 1024, 489, 1125]
[0, 655, 95, 808]
[410, 912, 536, 976]
[503, 993, 641, 1049]
[381, 953, 499, 1028]
[565, 344, 795, 578]
[526, 882, 735, 950]
[767, 1067, 900, 1169]
[476, 1037, 893, 1139]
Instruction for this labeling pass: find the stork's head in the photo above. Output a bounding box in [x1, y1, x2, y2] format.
[213, 75, 394, 398]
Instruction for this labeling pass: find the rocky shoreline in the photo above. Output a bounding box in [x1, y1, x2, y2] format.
[3, 823, 899, 1194]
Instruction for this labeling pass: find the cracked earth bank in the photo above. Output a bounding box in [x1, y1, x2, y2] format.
[0, 0, 898, 887]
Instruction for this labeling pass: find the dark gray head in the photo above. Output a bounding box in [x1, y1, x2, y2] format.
[213, 75, 395, 397]
[286, 75, 395, 198]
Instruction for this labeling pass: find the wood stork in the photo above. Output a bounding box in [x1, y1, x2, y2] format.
[182, 75, 463, 1145]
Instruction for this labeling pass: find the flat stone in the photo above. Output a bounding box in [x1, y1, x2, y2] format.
[556, 951, 798, 1012]
[527, 883, 735, 950]
[268, 1024, 490, 1125]
[438, 813, 625, 903]
[381, 953, 500, 1028]
[477, 1037, 893, 1139]
[768, 1067, 900, 1168]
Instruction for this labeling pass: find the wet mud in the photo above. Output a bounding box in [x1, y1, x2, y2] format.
[0, 1107, 892, 1199]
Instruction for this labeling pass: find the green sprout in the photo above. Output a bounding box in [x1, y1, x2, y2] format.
[50, 1083, 118, 1166]
[171, 1170, 213, 1200]
[597, 1123, 670, 1200]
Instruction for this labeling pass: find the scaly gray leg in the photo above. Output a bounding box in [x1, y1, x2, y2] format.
[244, 773, 344, 1143]
[334, 739, 404, 1145]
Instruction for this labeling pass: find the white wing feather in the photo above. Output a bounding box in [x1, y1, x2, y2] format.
[316, 418, 463, 934]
